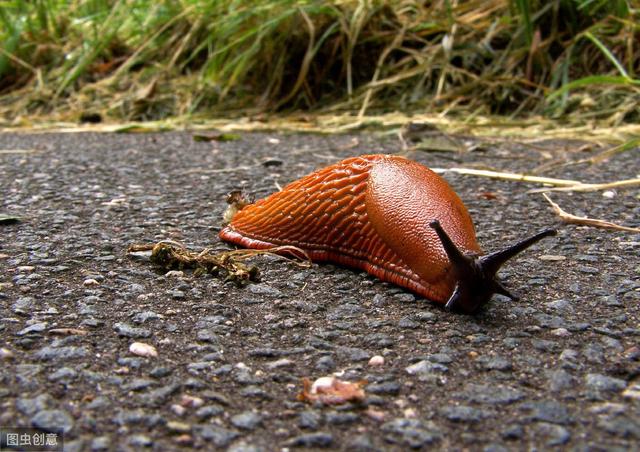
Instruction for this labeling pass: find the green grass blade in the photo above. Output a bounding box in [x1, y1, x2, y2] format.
[547, 74, 640, 101]
[582, 31, 629, 79]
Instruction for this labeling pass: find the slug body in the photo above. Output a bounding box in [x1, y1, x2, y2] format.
[220, 155, 556, 313]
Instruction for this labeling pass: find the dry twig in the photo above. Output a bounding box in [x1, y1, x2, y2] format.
[542, 194, 640, 233]
[432, 167, 580, 187]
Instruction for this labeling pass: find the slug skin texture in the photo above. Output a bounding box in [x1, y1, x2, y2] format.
[219, 154, 482, 304]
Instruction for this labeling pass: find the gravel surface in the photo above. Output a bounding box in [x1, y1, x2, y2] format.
[0, 131, 639, 451]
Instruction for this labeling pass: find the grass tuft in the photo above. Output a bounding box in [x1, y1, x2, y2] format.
[0, 0, 638, 124]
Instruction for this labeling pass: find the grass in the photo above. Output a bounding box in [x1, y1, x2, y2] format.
[0, 0, 638, 125]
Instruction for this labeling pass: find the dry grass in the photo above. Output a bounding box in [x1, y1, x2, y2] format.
[1, 0, 639, 127]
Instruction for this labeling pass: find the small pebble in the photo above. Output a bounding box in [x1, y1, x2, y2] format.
[231, 411, 263, 430]
[369, 355, 385, 367]
[129, 342, 158, 358]
[551, 328, 571, 337]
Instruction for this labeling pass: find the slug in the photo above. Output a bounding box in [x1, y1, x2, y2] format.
[219, 154, 556, 314]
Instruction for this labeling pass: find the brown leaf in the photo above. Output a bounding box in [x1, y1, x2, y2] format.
[298, 376, 366, 405]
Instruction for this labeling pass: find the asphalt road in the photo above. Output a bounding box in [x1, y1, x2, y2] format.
[0, 130, 639, 451]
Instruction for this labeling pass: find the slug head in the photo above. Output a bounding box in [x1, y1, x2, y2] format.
[429, 220, 557, 314]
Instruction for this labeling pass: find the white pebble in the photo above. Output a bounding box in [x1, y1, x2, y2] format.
[602, 190, 615, 199]
[170, 404, 186, 416]
[623, 382, 640, 400]
[83, 278, 100, 286]
[129, 342, 158, 357]
[180, 395, 204, 408]
[165, 270, 184, 278]
[267, 358, 293, 369]
[368, 355, 385, 367]
[551, 328, 571, 337]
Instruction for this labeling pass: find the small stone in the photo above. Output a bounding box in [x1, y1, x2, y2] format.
[31, 409, 74, 434]
[17, 394, 51, 415]
[231, 411, 262, 430]
[128, 434, 153, 447]
[440, 405, 486, 422]
[248, 284, 283, 297]
[531, 339, 559, 352]
[123, 378, 155, 392]
[12, 297, 35, 314]
[299, 411, 322, 429]
[533, 422, 571, 446]
[180, 394, 204, 408]
[372, 294, 388, 306]
[521, 400, 572, 424]
[550, 328, 571, 337]
[113, 323, 151, 338]
[583, 344, 605, 364]
[336, 346, 370, 361]
[348, 434, 378, 451]
[266, 358, 293, 369]
[166, 421, 191, 433]
[501, 424, 524, 440]
[315, 355, 336, 372]
[381, 418, 440, 448]
[367, 381, 401, 395]
[585, 373, 626, 392]
[284, 432, 333, 448]
[0, 348, 15, 360]
[622, 382, 640, 400]
[546, 369, 575, 392]
[149, 367, 172, 378]
[545, 299, 571, 310]
[228, 442, 264, 452]
[597, 414, 640, 438]
[198, 425, 239, 447]
[83, 278, 100, 286]
[165, 270, 184, 278]
[455, 384, 523, 405]
[17, 322, 47, 336]
[240, 386, 270, 399]
[393, 293, 415, 303]
[90, 436, 110, 451]
[196, 329, 221, 343]
[428, 353, 453, 364]
[174, 434, 193, 446]
[398, 317, 419, 329]
[139, 384, 179, 407]
[478, 356, 512, 371]
[171, 404, 186, 416]
[132, 311, 162, 323]
[559, 349, 579, 367]
[130, 342, 158, 357]
[369, 355, 385, 367]
[406, 360, 448, 375]
[326, 411, 358, 425]
[48, 367, 77, 382]
[34, 345, 88, 361]
[195, 405, 224, 420]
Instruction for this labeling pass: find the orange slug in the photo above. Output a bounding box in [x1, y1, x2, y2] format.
[219, 154, 556, 314]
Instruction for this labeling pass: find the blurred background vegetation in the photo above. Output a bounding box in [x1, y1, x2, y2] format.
[1, 0, 638, 125]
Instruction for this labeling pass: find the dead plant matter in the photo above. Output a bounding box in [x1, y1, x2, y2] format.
[127, 241, 311, 285]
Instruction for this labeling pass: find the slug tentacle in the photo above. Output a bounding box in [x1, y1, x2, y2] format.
[430, 221, 557, 314]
